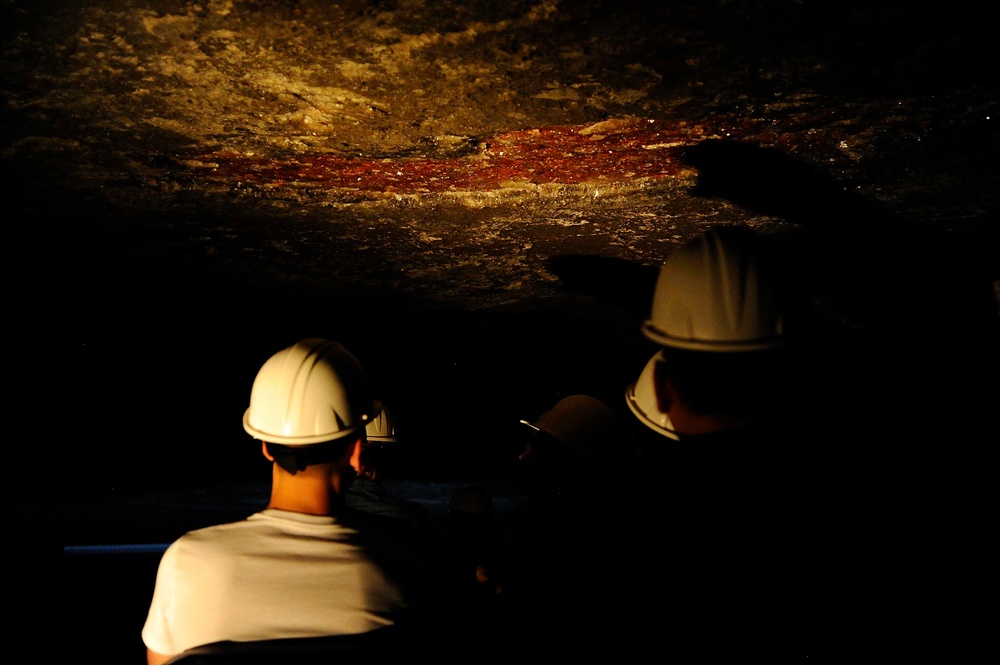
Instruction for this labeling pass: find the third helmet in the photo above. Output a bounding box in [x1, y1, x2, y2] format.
[641, 226, 785, 352]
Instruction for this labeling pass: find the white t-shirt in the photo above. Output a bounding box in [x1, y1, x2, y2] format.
[141, 508, 408, 656]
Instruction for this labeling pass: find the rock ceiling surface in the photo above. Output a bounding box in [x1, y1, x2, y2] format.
[3, 0, 997, 485]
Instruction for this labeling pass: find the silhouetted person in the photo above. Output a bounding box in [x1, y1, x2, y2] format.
[345, 403, 432, 529]
[433, 484, 505, 640]
[615, 226, 837, 657]
[482, 395, 632, 653]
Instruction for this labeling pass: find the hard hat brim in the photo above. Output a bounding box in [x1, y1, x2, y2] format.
[243, 408, 362, 446]
[641, 321, 785, 352]
[624, 382, 681, 441]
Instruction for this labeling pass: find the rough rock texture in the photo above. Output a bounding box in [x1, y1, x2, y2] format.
[4, 0, 998, 488]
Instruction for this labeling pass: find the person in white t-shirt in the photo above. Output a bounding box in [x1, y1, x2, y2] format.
[142, 339, 419, 664]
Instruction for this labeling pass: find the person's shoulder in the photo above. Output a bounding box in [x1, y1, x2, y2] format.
[174, 510, 324, 547]
[164, 513, 259, 548]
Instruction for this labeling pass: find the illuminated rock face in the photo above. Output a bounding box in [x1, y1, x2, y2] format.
[187, 120, 700, 194]
[5, 0, 998, 511]
[7, 0, 995, 327]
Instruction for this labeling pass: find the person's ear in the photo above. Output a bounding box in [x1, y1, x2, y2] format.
[261, 441, 275, 462]
[347, 438, 363, 474]
[652, 357, 676, 415]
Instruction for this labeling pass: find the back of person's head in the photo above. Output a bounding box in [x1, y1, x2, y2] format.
[517, 395, 624, 496]
[639, 226, 795, 428]
[243, 338, 377, 474]
[530, 394, 622, 460]
[656, 345, 789, 418]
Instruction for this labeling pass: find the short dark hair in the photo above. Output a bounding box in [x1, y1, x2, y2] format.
[265, 438, 354, 474]
[658, 345, 791, 418]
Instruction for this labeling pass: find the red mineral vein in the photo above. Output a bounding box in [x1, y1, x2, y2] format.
[185, 118, 722, 194]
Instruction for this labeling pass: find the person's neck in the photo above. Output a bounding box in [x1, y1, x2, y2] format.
[267, 465, 343, 516]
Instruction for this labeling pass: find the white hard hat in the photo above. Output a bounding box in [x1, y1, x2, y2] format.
[641, 226, 785, 352]
[625, 351, 680, 441]
[365, 402, 396, 444]
[243, 338, 376, 446]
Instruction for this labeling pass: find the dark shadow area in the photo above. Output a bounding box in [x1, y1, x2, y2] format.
[681, 138, 1000, 346]
[682, 138, 895, 230]
[160, 625, 431, 663]
[32, 227, 656, 501]
[542, 254, 659, 321]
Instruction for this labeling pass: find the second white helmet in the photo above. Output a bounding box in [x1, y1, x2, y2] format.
[625, 351, 680, 441]
[365, 402, 397, 444]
